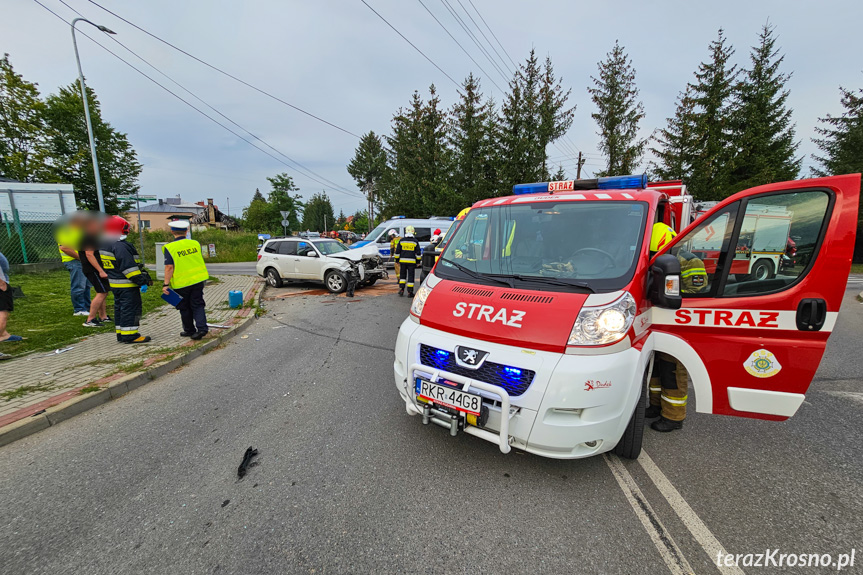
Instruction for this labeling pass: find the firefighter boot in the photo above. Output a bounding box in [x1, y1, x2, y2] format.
[398, 288, 404, 297]
[651, 417, 683, 432]
[125, 335, 152, 344]
[646, 376, 662, 418]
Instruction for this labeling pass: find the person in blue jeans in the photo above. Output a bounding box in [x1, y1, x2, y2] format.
[56, 216, 92, 315]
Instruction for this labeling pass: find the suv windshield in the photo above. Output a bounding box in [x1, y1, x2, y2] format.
[314, 239, 350, 255]
[435, 201, 648, 292]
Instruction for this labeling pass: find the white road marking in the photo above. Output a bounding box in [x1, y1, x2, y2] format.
[604, 454, 694, 575]
[638, 450, 745, 575]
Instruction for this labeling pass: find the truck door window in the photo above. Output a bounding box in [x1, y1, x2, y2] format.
[720, 191, 830, 296]
[669, 202, 739, 297]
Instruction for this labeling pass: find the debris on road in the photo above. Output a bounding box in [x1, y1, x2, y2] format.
[206, 323, 231, 329]
[237, 446, 259, 478]
[43, 347, 74, 357]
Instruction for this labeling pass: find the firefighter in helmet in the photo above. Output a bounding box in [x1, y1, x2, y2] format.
[388, 229, 401, 279]
[100, 215, 153, 343]
[395, 225, 421, 297]
[647, 223, 708, 432]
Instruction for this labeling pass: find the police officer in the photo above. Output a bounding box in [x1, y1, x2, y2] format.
[395, 225, 421, 297]
[101, 216, 152, 344]
[646, 223, 708, 432]
[162, 221, 210, 340]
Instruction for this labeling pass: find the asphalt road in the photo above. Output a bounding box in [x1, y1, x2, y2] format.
[1, 279, 861, 574]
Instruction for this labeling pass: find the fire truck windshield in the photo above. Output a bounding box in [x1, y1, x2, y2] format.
[435, 201, 648, 292]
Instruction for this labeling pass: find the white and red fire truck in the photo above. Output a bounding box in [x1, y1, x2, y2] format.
[393, 173, 860, 459]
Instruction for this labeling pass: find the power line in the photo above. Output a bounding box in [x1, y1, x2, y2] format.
[82, 0, 361, 139]
[33, 0, 365, 200]
[439, 0, 509, 86]
[466, 0, 517, 70]
[454, 0, 512, 76]
[58, 0, 361, 198]
[415, 0, 504, 94]
[360, 0, 460, 89]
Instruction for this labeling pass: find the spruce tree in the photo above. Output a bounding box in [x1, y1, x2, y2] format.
[347, 130, 387, 220]
[688, 29, 738, 201]
[539, 56, 575, 180]
[812, 84, 863, 177]
[0, 54, 51, 182]
[650, 87, 697, 180]
[729, 23, 800, 192]
[449, 73, 497, 207]
[588, 41, 646, 176]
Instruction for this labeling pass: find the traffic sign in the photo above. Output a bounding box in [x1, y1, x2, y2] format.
[280, 210, 291, 218]
[281, 219, 291, 227]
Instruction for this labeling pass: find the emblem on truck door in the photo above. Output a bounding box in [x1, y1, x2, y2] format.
[455, 346, 489, 369]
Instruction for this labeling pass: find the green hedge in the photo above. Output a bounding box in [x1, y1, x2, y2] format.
[127, 229, 260, 263]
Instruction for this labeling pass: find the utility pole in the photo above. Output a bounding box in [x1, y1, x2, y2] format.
[365, 182, 374, 234]
[576, 151, 585, 179]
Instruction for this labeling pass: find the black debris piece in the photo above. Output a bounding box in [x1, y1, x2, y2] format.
[237, 446, 259, 478]
[221, 500, 230, 508]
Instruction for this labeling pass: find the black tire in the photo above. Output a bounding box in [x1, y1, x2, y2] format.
[749, 258, 775, 281]
[614, 368, 647, 459]
[325, 270, 347, 294]
[363, 277, 378, 287]
[265, 267, 283, 288]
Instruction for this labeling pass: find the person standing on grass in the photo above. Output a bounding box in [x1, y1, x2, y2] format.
[81, 215, 111, 327]
[162, 220, 210, 340]
[0, 250, 23, 353]
[56, 213, 92, 316]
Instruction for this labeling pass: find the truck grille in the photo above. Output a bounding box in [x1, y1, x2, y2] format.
[418, 344, 535, 397]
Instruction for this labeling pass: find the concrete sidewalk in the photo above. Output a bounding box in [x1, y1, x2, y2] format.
[0, 275, 262, 444]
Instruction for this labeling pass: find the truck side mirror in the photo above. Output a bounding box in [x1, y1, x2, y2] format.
[650, 254, 682, 310]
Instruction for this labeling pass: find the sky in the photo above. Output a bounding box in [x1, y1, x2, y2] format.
[3, 0, 862, 217]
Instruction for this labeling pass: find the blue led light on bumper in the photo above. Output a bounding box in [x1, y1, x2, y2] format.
[597, 174, 648, 190]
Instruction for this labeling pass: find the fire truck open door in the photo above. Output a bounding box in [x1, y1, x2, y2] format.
[650, 174, 860, 421]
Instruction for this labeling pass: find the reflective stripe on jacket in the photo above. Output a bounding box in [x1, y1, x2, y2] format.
[395, 238, 420, 264]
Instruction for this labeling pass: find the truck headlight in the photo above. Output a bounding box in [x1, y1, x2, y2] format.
[410, 277, 434, 319]
[568, 292, 636, 346]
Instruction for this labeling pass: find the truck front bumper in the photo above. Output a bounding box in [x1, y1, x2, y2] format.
[394, 319, 649, 459]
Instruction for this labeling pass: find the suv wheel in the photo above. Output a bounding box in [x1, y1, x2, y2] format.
[325, 270, 347, 293]
[265, 268, 283, 288]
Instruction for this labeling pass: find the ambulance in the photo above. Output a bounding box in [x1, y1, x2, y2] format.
[392, 173, 860, 459]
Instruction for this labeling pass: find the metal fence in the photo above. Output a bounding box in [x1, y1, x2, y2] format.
[0, 210, 62, 265]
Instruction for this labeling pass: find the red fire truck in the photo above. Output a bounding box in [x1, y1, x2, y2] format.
[393, 173, 860, 459]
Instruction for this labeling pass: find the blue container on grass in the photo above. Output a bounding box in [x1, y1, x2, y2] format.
[228, 290, 243, 309]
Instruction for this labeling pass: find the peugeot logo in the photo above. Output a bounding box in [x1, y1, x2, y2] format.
[455, 346, 489, 369]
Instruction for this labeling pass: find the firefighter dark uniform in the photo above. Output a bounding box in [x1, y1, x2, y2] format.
[163, 227, 210, 339]
[647, 224, 708, 431]
[395, 227, 421, 297]
[100, 217, 152, 343]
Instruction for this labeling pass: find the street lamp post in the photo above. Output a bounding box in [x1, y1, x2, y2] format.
[71, 17, 116, 213]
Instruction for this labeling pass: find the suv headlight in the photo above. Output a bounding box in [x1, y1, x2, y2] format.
[568, 292, 636, 346]
[410, 277, 434, 319]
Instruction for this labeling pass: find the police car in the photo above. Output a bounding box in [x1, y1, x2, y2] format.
[393, 173, 860, 459]
[352, 217, 454, 262]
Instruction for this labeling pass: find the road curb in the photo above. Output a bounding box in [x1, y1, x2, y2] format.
[0, 282, 264, 449]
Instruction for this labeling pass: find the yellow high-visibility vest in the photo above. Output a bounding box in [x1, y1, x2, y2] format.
[164, 239, 209, 289]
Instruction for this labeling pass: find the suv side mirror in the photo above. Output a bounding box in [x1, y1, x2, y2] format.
[650, 254, 682, 310]
[308, 251, 319, 258]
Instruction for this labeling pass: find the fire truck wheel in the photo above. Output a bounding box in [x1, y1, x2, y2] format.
[749, 259, 775, 281]
[613, 369, 647, 459]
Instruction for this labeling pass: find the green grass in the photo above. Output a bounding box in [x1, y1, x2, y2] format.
[126, 229, 260, 263]
[78, 385, 101, 395]
[1, 384, 54, 402]
[3, 270, 166, 358]
[851, 264, 863, 274]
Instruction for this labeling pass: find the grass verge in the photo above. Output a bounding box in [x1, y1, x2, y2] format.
[2, 270, 166, 358]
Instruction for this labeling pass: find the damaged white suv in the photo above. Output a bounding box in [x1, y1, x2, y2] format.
[256, 237, 386, 293]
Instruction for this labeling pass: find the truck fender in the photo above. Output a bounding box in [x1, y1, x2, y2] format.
[639, 331, 713, 414]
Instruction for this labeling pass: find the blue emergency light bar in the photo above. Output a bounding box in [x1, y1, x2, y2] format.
[512, 174, 648, 195]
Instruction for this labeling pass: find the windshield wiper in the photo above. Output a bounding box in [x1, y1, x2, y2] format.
[506, 274, 595, 292]
[439, 258, 513, 288]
